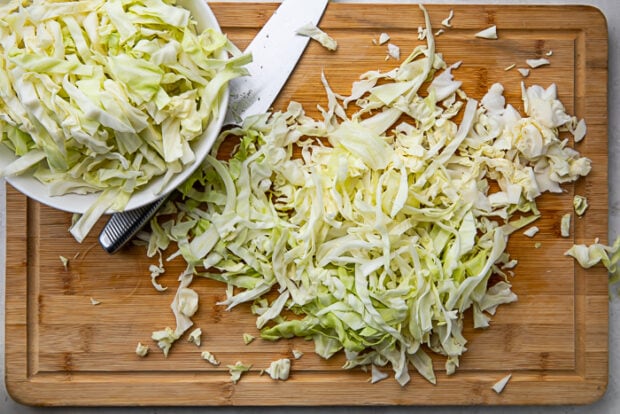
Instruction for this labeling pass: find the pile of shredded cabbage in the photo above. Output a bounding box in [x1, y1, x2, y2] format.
[0, 0, 248, 241]
[140, 5, 598, 385]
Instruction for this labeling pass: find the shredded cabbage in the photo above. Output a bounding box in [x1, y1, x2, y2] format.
[561, 213, 571, 237]
[0, 0, 248, 242]
[377, 33, 390, 45]
[228, 361, 252, 384]
[188, 327, 202, 346]
[296, 22, 337, 51]
[201, 350, 220, 366]
[387, 43, 400, 60]
[574, 195, 589, 216]
[371, 364, 389, 384]
[243, 333, 255, 345]
[140, 5, 597, 386]
[441, 10, 454, 28]
[151, 327, 179, 357]
[59, 255, 69, 270]
[475, 26, 498, 39]
[526, 58, 550, 68]
[492, 373, 512, 394]
[565, 237, 620, 284]
[135, 342, 150, 357]
[523, 226, 539, 238]
[265, 358, 291, 380]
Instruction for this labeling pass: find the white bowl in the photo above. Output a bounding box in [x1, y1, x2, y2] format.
[0, 0, 228, 214]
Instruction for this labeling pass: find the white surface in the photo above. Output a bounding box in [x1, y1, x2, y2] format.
[2, 0, 619, 412]
[0, 0, 228, 215]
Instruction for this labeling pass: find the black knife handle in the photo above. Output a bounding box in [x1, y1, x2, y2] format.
[98, 195, 170, 254]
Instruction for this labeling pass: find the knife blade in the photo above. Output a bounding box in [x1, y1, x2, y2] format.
[99, 0, 329, 254]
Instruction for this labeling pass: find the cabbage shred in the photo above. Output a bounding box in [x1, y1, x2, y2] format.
[141, 5, 592, 385]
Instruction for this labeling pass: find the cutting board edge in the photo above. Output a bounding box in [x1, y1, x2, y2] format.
[4, 1, 611, 407]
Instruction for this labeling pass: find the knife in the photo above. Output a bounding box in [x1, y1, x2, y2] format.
[98, 0, 329, 254]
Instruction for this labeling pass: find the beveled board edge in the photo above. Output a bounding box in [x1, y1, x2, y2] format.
[4, 3, 609, 406]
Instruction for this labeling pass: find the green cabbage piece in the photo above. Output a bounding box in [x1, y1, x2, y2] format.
[201, 350, 220, 366]
[296, 23, 337, 51]
[140, 4, 593, 386]
[573, 195, 589, 216]
[151, 327, 179, 358]
[0, 0, 248, 242]
[227, 361, 252, 384]
[265, 358, 291, 380]
[565, 237, 620, 284]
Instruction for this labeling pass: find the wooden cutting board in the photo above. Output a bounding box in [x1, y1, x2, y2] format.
[4, 2, 609, 406]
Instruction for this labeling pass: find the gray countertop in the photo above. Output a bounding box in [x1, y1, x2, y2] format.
[2, 0, 619, 412]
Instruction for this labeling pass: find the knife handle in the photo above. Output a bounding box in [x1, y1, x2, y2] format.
[98, 195, 169, 254]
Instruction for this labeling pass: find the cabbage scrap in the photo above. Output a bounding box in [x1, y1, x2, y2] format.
[475, 26, 498, 39]
[265, 358, 291, 380]
[370, 364, 389, 384]
[149, 251, 167, 291]
[387, 43, 401, 60]
[441, 10, 454, 28]
[377, 33, 391, 45]
[0, 0, 248, 242]
[135, 342, 150, 357]
[228, 361, 252, 384]
[565, 237, 620, 284]
[142, 5, 593, 386]
[561, 213, 571, 237]
[151, 327, 179, 357]
[188, 327, 202, 346]
[526, 58, 550, 68]
[523, 226, 539, 238]
[201, 350, 220, 366]
[573, 195, 588, 216]
[492, 373, 512, 394]
[59, 255, 69, 270]
[243, 333, 256, 345]
[296, 22, 337, 51]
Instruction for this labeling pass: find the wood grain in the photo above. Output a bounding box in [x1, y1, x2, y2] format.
[4, 3, 609, 406]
